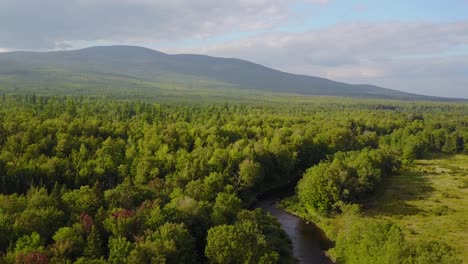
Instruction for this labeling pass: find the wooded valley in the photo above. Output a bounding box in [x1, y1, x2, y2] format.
[0, 95, 466, 263]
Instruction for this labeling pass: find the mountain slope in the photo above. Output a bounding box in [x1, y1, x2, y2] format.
[0, 45, 456, 100]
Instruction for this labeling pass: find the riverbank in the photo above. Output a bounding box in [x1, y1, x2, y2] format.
[257, 198, 334, 264]
[249, 175, 336, 263]
[278, 154, 467, 263]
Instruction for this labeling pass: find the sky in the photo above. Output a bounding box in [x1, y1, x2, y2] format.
[1, 0, 468, 98]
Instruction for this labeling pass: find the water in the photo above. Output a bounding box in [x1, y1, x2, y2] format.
[257, 199, 334, 264]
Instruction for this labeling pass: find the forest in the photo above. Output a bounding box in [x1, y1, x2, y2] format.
[0, 94, 467, 263]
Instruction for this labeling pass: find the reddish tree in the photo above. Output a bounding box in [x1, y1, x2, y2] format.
[16, 252, 49, 264]
[80, 212, 94, 233]
[112, 209, 134, 219]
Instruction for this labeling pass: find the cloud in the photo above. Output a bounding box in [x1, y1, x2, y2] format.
[0, 0, 328, 50]
[352, 5, 368, 12]
[163, 21, 468, 97]
[303, 0, 329, 5]
[0, 0, 333, 50]
[167, 21, 468, 63]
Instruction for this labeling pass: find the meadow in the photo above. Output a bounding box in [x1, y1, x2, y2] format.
[366, 154, 468, 262]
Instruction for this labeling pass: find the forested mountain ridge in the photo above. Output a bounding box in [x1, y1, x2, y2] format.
[0, 46, 460, 101]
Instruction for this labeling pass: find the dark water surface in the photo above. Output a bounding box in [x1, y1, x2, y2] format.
[257, 199, 334, 264]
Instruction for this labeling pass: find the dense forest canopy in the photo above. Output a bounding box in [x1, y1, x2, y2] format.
[0, 95, 466, 263]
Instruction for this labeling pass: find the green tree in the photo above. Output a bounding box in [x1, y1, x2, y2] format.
[51, 226, 85, 259]
[128, 222, 197, 264]
[103, 208, 137, 239]
[62, 185, 101, 216]
[334, 220, 405, 264]
[297, 162, 339, 214]
[205, 220, 279, 264]
[211, 192, 242, 225]
[108, 236, 133, 264]
[6, 232, 45, 263]
[237, 159, 263, 189]
[83, 226, 103, 259]
[14, 206, 65, 240]
[202, 172, 227, 201]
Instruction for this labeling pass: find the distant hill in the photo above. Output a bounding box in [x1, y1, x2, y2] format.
[0, 45, 461, 101]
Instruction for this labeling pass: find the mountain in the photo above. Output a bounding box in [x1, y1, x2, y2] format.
[0, 45, 458, 101]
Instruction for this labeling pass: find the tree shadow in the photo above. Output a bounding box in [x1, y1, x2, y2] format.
[295, 220, 336, 263]
[363, 167, 435, 217]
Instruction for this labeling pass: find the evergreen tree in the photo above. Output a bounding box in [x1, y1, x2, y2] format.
[83, 226, 103, 259]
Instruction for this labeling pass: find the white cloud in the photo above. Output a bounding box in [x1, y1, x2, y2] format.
[325, 67, 387, 79]
[0, 0, 292, 50]
[0, 0, 332, 50]
[162, 21, 468, 97]
[164, 21, 468, 67]
[303, 0, 330, 5]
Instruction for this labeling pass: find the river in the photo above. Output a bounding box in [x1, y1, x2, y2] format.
[257, 198, 334, 264]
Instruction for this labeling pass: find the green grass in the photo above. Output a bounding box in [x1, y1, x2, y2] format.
[365, 154, 468, 262]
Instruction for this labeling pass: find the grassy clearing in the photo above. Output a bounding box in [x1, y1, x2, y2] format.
[364, 153, 468, 262]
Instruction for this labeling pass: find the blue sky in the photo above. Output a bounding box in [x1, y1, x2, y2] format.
[0, 0, 467, 98]
[294, 0, 468, 26]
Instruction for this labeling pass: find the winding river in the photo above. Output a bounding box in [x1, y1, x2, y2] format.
[257, 198, 334, 264]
